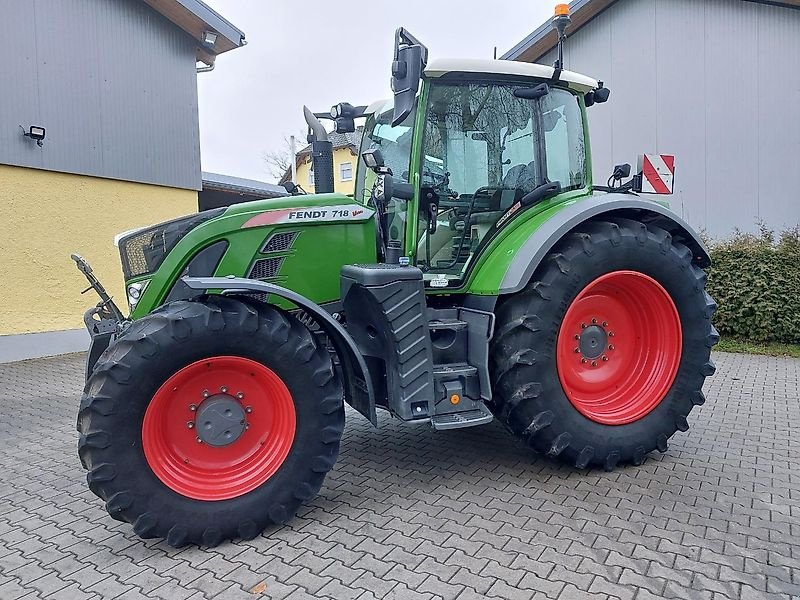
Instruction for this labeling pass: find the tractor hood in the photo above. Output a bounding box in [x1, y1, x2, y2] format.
[223, 193, 375, 228]
[120, 192, 378, 319]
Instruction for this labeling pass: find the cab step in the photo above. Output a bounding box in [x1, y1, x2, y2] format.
[428, 318, 468, 331]
[431, 403, 493, 430]
[433, 363, 477, 377]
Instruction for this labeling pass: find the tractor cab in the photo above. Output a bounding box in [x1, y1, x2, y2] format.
[355, 36, 602, 292]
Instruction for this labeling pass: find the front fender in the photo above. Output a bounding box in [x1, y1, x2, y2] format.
[183, 276, 377, 425]
[467, 193, 710, 296]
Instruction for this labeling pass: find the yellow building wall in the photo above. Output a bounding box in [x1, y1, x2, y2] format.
[295, 147, 358, 196]
[0, 165, 197, 335]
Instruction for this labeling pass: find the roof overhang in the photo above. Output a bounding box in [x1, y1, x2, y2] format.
[202, 172, 287, 197]
[425, 58, 598, 93]
[503, 0, 800, 62]
[143, 0, 245, 65]
[502, 0, 618, 62]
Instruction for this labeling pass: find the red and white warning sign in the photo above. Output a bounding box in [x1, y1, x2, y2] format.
[637, 154, 675, 194]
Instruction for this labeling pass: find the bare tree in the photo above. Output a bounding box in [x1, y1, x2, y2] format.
[262, 133, 306, 182]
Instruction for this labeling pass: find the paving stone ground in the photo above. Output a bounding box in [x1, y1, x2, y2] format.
[0, 351, 798, 600]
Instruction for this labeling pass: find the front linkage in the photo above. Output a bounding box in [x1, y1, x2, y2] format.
[71, 254, 128, 380]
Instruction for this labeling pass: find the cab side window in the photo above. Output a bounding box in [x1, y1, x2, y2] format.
[542, 89, 586, 189]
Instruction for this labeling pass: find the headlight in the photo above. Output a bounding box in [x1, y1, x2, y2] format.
[127, 280, 150, 310]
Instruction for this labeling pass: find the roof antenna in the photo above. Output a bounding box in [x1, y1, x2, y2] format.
[552, 3, 571, 82]
[493, 46, 497, 60]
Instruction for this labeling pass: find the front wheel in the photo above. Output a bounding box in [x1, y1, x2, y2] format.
[490, 218, 718, 470]
[77, 296, 344, 547]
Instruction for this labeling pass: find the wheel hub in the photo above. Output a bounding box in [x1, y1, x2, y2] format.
[195, 394, 246, 446]
[579, 325, 608, 360]
[142, 356, 297, 501]
[556, 271, 682, 425]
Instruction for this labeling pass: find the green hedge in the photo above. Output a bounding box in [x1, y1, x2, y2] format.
[705, 225, 800, 343]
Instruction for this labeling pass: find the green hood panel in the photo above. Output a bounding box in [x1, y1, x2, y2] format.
[128, 194, 377, 318]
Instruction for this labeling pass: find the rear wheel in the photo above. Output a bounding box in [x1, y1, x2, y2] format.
[490, 218, 718, 470]
[77, 296, 344, 546]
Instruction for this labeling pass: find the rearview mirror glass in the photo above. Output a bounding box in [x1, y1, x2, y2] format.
[391, 29, 428, 126]
[594, 87, 611, 103]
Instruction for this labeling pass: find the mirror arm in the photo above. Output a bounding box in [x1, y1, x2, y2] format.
[393, 182, 414, 201]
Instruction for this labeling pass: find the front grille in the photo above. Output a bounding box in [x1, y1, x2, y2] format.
[120, 229, 156, 279]
[248, 257, 284, 279]
[262, 231, 298, 253]
[118, 209, 224, 280]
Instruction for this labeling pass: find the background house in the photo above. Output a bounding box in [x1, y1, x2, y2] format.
[0, 0, 244, 356]
[282, 131, 362, 196]
[503, 0, 800, 239]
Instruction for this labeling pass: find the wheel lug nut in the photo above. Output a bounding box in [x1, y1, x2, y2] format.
[591, 361, 597, 367]
[574, 347, 580, 353]
[196, 437, 202, 443]
[189, 404, 197, 412]
[602, 356, 609, 361]
[574, 334, 580, 340]
[602, 321, 608, 327]
[608, 332, 615, 337]
[591, 318, 597, 324]
[581, 323, 587, 329]
[236, 392, 244, 399]
[220, 386, 228, 393]
[202, 390, 209, 398]
[608, 344, 615, 350]
[187, 421, 194, 429]
[581, 358, 587, 364]
[245, 406, 253, 413]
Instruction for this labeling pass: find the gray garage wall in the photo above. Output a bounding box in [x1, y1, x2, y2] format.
[536, 0, 800, 239]
[0, 0, 201, 190]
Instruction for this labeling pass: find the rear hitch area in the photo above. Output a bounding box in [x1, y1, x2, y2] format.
[71, 254, 128, 379]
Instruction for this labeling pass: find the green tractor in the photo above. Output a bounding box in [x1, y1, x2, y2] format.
[74, 17, 717, 547]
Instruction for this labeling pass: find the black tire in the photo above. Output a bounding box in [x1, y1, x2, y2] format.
[490, 218, 718, 470]
[77, 295, 344, 547]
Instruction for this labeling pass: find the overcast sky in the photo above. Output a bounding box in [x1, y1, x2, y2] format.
[198, 1, 555, 182]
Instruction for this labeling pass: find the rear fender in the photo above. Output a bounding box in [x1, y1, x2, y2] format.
[183, 276, 377, 425]
[499, 194, 711, 294]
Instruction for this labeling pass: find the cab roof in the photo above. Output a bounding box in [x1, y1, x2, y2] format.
[424, 58, 598, 93]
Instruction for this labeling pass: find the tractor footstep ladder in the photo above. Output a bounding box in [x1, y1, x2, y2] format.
[341, 264, 495, 429]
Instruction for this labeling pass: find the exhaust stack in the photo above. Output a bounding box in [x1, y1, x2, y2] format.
[303, 106, 334, 194]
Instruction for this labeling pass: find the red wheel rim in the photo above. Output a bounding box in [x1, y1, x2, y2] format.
[556, 271, 682, 425]
[142, 356, 296, 501]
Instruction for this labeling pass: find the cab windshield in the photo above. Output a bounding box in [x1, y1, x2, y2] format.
[417, 82, 585, 282]
[355, 100, 416, 248]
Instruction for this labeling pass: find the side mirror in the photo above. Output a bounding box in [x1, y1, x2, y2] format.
[594, 86, 610, 103]
[612, 163, 631, 180]
[391, 28, 428, 126]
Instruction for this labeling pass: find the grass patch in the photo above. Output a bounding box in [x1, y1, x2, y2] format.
[716, 337, 800, 358]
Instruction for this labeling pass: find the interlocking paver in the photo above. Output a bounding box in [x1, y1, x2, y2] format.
[0, 351, 798, 599]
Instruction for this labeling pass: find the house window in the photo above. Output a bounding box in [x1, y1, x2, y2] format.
[340, 162, 353, 181]
[308, 166, 315, 186]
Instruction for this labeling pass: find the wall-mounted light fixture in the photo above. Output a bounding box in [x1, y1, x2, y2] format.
[201, 30, 217, 48]
[22, 125, 46, 147]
